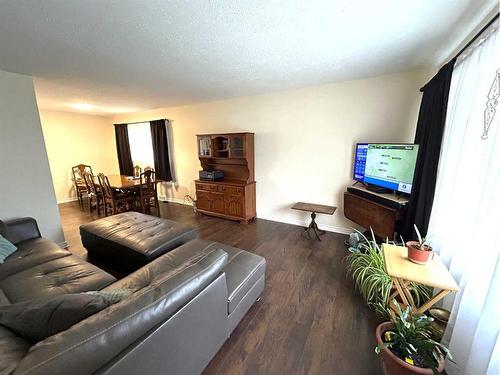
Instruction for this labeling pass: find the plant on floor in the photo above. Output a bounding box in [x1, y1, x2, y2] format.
[345, 229, 431, 316]
[375, 301, 452, 374]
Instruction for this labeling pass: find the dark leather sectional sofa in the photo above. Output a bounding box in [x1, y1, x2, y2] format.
[0, 216, 266, 375]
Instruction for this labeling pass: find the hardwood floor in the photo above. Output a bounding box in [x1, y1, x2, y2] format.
[59, 201, 382, 375]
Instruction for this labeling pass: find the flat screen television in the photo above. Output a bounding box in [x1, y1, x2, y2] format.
[353, 143, 419, 194]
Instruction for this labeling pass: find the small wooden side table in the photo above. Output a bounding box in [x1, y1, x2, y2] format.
[291, 202, 337, 241]
[382, 244, 459, 314]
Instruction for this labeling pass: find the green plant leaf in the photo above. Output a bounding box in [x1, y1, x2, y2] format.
[414, 224, 423, 244]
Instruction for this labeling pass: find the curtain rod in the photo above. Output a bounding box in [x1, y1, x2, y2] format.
[114, 119, 168, 126]
[420, 12, 498, 92]
[453, 12, 498, 61]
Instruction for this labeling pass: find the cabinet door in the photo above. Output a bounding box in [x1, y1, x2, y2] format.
[198, 136, 212, 157]
[343, 192, 396, 239]
[196, 190, 211, 211]
[212, 135, 229, 158]
[225, 194, 244, 217]
[229, 134, 245, 158]
[210, 192, 226, 214]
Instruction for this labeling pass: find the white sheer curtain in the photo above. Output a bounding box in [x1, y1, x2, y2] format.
[427, 21, 500, 375]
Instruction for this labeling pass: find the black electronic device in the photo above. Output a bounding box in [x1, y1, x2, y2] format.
[347, 184, 408, 210]
[199, 170, 224, 181]
[353, 143, 419, 194]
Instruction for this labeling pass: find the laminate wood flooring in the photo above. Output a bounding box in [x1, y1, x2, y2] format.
[58, 201, 382, 375]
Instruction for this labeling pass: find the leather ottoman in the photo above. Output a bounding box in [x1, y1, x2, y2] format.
[79, 212, 198, 269]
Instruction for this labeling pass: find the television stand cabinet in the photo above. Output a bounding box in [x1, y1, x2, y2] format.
[343, 184, 408, 239]
[195, 133, 256, 223]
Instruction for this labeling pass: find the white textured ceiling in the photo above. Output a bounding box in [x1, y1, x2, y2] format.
[0, 0, 496, 115]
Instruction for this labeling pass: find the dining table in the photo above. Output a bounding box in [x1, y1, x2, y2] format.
[105, 174, 150, 190]
[72, 174, 155, 189]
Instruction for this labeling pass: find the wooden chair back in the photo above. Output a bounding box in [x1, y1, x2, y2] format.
[97, 173, 113, 199]
[140, 169, 156, 192]
[72, 164, 93, 180]
[83, 172, 97, 196]
[134, 165, 142, 178]
[139, 169, 158, 215]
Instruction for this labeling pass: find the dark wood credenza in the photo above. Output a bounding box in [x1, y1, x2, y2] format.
[343, 185, 408, 239]
[195, 132, 256, 223]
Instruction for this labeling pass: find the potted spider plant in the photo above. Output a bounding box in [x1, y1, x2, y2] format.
[375, 301, 452, 375]
[345, 229, 431, 316]
[407, 225, 433, 265]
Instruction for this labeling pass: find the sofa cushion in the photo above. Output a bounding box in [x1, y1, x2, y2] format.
[0, 255, 116, 303]
[0, 288, 10, 306]
[0, 234, 17, 263]
[213, 242, 266, 315]
[0, 293, 113, 342]
[2, 217, 41, 245]
[0, 326, 31, 375]
[79, 212, 198, 267]
[14, 243, 228, 375]
[0, 238, 71, 281]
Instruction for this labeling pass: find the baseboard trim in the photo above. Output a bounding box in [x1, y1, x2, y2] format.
[58, 197, 79, 204]
[258, 214, 352, 235]
[161, 197, 193, 206]
[161, 197, 351, 235]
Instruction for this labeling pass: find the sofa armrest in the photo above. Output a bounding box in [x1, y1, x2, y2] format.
[3, 217, 41, 244]
[104, 243, 228, 296]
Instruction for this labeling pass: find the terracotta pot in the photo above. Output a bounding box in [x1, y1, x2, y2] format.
[406, 241, 433, 265]
[376, 322, 444, 375]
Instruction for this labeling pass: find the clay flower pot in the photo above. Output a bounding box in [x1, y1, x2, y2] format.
[406, 241, 433, 265]
[376, 322, 444, 375]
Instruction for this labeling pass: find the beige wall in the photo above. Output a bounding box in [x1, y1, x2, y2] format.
[0, 70, 65, 244]
[39, 110, 119, 203]
[112, 69, 425, 233]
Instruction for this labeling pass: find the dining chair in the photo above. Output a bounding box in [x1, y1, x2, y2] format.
[133, 165, 142, 178]
[83, 172, 103, 216]
[71, 164, 93, 208]
[138, 169, 159, 215]
[97, 173, 134, 216]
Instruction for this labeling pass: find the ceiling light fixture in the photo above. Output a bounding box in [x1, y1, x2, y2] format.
[70, 102, 95, 111]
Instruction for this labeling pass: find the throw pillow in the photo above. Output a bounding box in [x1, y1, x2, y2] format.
[0, 220, 8, 239]
[0, 293, 112, 342]
[0, 235, 17, 263]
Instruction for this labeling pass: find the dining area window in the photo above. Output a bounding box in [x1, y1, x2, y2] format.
[128, 122, 155, 170]
[114, 119, 172, 181]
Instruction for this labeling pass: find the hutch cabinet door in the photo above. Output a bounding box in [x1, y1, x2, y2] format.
[210, 192, 226, 214]
[198, 136, 212, 157]
[196, 190, 211, 211]
[229, 134, 245, 158]
[225, 195, 244, 217]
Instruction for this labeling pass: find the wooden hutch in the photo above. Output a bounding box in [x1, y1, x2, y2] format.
[195, 132, 256, 223]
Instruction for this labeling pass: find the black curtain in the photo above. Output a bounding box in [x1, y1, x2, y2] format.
[114, 124, 134, 176]
[402, 58, 456, 239]
[150, 119, 172, 181]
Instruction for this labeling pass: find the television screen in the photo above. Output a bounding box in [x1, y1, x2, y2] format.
[353, 143, 419, 194]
